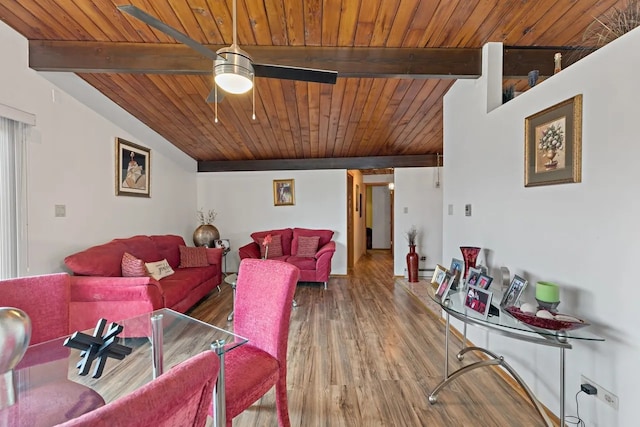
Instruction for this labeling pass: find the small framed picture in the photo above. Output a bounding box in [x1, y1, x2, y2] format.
[435, 273, 454, 301]
[464, 285, 493, 319]
[448, 258, 464, 290]
[466, 267, 482, 287]
[273, 179, 295, 206]
[431, 264, 448, 287]
[476, 274, 493, 290]
[215, 239, 231, 251]
[500, 275, 528, 308]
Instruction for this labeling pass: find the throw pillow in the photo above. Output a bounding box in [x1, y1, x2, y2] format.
[178, 245, 209, 268]
[296, 235, 320, 258]
[145, 259, 175, 281]
[121, 252, 147, 277]
[259, 234, 283, 259]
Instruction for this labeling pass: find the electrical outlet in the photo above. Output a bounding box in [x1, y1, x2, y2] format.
[581, 375, 619, 411]
[420, 256, 426, 261]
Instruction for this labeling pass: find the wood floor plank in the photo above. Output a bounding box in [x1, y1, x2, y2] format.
[188, 251, 549, 426]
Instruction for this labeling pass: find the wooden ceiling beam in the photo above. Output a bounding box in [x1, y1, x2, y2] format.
[197, 154, 440, 172]
[30, 40, 480, 78]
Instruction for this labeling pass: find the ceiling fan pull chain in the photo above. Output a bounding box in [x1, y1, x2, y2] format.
[214, 83, 219, 123]
[252, 75, 256, 120]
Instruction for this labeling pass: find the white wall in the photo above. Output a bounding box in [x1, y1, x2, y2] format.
[0, 21, 197, 274]
[393, 167, 443, 275]
[197, 170, 347, 274]
[443, 31, 640, 426]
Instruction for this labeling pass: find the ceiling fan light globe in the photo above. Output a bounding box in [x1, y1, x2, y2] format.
[214, 71, 252, 94]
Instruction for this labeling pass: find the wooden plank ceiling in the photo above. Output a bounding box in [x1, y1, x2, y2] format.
[0, 0, 624, 169]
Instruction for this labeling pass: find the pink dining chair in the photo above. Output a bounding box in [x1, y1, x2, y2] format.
[58, 351, 220, 427]
[219, 258, 299, 426]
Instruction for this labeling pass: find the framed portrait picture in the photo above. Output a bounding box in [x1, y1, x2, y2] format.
[465, 267, 482, 288]
[273, 179, 295, 206]
[524, 94, 582, 187]
[476, 274, 493, 290]
[116, 138, 150, 197]
[500, 275, 528, 308]
[431, 264, 448, 287]
[435, 273, 454, 301]
[448, 258, 464, 290]
[464, 285, 493, 319]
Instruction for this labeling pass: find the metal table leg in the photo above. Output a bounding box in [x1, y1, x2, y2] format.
[150, 314, 164, 378]
[211, 340, 226, 427]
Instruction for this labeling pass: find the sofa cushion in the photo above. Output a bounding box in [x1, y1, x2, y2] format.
[251, 228, 293, 256]
[64, 241, 129, 277]
[150, 235, 186, 269]
[291, 228, 334, 255]
[160, 267, 217, 307]
[286, 256, 317, 271]
[122, 252, 148, 277]
[178, 246, 209, 268]
[258, 234, 283, 259]
[145, 259, 175, 281]
[114, 235, 162, 263]
[295, 236, 320, 257]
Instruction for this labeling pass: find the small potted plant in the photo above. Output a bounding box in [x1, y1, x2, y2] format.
[193, 208, 220, 247]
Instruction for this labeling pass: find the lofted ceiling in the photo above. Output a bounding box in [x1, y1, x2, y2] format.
[0, 0, 623, 170]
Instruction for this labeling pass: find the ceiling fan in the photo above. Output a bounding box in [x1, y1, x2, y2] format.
[118, 2, 337, 114]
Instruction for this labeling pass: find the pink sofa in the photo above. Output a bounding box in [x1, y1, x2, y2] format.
[238, 228, 336, 288]
[64, 234, 222, 331]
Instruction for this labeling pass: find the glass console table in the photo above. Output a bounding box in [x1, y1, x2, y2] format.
[427, 285, 604, 426]
[2, 308, 247, 427]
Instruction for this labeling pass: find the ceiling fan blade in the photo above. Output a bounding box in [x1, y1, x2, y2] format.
[253, 63, 338, 84]
[205, 88, 225, 103]
[118, 5, 220, 62]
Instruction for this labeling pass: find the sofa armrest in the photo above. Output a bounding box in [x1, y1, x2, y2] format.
[70, 276, 163, 302]
[315, 241, 336, 259]
[205, 247, 223, 267]
[239, 242, 260, 259]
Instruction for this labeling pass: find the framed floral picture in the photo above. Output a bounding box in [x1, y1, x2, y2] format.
[524, 94, 582, 187]
[116, 138, 150, 197]
[273, 179, 295, 206]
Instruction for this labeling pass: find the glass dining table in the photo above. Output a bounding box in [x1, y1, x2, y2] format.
[1, 308, 247, 427]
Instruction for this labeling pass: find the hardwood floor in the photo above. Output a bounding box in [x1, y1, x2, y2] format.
[188, 250, 546, 426]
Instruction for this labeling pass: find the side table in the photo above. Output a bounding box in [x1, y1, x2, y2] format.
[224, 273, 237, 322]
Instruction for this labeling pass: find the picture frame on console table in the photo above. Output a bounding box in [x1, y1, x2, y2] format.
[524, 94, 582, 187]
[431, 264, 448, 288]
[115, 138, 150, 197]
[273, 179, 295, 206]
[435, 273, 454, 301]
[464, 285, 493, 319]
[500, 275, 528, 308]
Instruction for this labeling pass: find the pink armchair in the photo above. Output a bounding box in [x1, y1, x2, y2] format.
[215, 259, 299, 426]
[238, 227, 335, 289]
[58, 351, 220, 427]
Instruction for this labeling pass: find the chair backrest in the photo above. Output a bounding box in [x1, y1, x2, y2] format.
[58, 351, 220, 427]
[234, 259, 299, 362]
[0, 273, 70, 344]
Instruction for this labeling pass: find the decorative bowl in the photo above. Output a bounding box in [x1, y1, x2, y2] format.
[505, 306, 589, 331]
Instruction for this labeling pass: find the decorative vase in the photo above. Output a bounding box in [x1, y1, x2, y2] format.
[193, 224, 220, 248]
[459, 246, 481, 280]
[543, 149, 558, 170]
[0, 307, 31, 409]
[406, 245, 419, 283]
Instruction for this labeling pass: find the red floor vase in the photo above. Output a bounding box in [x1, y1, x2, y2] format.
[406, 245, 419, 283]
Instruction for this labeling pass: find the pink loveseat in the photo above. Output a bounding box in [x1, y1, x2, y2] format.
[64, 234, 222, 331]
[238, 228, 336, 288]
